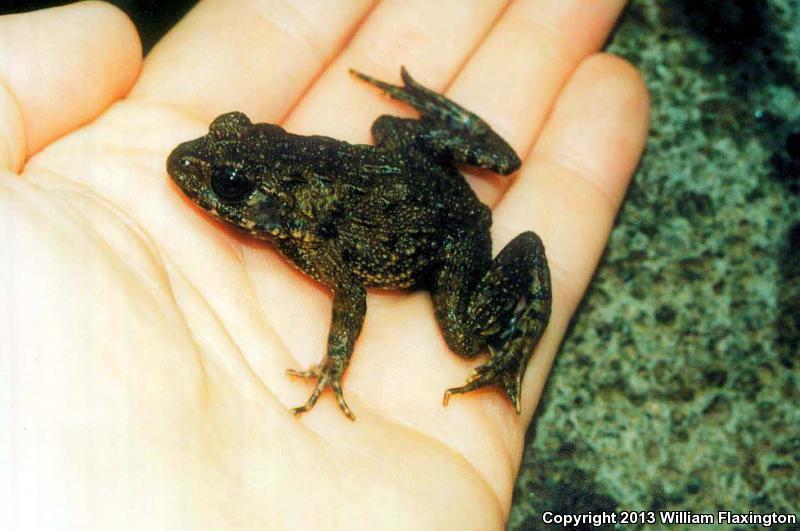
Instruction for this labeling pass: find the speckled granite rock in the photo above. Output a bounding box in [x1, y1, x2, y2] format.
[508, 1, 800, 529]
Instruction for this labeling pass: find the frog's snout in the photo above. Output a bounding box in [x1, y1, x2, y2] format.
[166, 142, 192, 182]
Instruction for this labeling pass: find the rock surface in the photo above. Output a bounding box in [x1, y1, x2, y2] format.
[509, 1, 800, 529]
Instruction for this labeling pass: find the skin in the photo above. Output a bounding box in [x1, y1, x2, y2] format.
[167, 67, 552, 420]
[0, 1, 649, 530]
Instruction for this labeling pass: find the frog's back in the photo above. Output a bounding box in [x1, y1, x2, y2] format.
[334, 145, 488, 289]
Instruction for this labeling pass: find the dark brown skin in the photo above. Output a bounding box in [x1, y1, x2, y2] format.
[167, 68, 551, 420]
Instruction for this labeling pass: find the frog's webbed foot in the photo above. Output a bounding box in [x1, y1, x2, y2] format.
[443, 345, 524, 413]
[287, 360, 355, 421]
[350, 66, 521, 175]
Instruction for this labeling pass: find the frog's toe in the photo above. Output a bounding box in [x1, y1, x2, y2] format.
[286, 365, 322, 379]
[467, 360, 496, 381]
[287, 362, 355, 420]
[291, 392, 322, 418]
[443, 351, 523, 413]
[332, 380, 355, 421]
[500, 371, 523, 414]
[443, 381, 481, 406]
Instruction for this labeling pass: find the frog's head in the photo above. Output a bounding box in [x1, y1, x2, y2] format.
[167, 112, 290, 238]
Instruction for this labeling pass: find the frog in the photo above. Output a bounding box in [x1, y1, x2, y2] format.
[166, 67, 551, 420]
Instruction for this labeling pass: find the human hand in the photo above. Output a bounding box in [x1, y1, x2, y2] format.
[0, 1, 648, 529]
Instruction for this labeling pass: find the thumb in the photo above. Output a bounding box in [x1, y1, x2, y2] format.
[0, 1, 141, 171]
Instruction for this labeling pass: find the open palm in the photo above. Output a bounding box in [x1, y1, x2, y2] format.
[1, 1, 648, 529]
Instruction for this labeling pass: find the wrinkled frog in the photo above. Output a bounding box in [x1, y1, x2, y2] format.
[167, 68, 551, 420]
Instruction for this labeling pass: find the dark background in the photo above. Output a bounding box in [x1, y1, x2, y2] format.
[1, 0, 198, 52]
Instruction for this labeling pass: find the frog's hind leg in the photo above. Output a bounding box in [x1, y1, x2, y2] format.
[434, 231, 551, 413]
[351, 67, 521, 175]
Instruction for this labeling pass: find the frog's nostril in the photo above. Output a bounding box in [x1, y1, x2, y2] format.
[166, 149, 181, 176]
[166, 146, 193, 179]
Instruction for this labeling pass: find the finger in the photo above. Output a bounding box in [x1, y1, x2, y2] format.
[447, 0, 628, 204]
[131, 0, 375, 122]
[0, 1, 141, 169]
[283, 0, 509, 139]
[492, 53, 649, 414]
[495, 54, 649, 299]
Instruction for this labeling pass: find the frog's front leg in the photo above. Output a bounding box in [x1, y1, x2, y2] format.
[432, 230, 551, 413]
[286, 250, 366, 420]
[352, 67, 521, 175]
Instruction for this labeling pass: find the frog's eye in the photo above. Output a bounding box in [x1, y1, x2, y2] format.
[210, 165, 255, 203]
